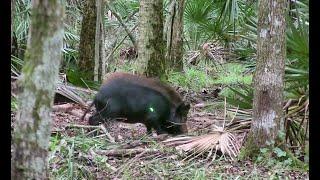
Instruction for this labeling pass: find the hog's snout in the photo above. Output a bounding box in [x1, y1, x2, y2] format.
[88, 115, 101, 126]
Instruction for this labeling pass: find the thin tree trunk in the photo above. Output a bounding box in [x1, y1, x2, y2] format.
[78, 0, 96, 80]
[165, 0, 185, 71]
[11, 0, 64, 179]
[94, 0, 102, 81]
[104, 10, 118, 73]
[244, 0, 287, 156]
[138, 0, 166, 78]
[100, 0, 106, 81]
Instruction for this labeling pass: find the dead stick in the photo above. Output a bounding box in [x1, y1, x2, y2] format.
[52, 103, 74, 112]
[95, 148, 159, 157]
[65, 124, 99, 129]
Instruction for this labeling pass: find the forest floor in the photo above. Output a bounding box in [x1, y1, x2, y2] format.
[11, 88, 309, 179]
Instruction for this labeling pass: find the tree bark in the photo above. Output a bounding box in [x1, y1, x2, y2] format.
[94, 0, 102, 81]
[78, 0, 96, 80]
[11, 0, 64, 179]
[138, 0, 166, 78]
[244, 0, 287, 156]
[165, 0, 185, 71]
[100, 0, 106, 81]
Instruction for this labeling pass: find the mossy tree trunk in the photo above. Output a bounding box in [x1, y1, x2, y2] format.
[78, 0, 96, 80]
[138, 0, 166, 78]
[165, 0, 185, 72]
[11, 0, 64, 179]
[244, 0, 287, 156]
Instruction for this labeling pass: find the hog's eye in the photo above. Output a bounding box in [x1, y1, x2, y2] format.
[149, 107, 155, 113]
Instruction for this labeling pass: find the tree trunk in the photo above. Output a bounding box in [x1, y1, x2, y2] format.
[104, 10, 118, 73]
[78, 0, 96, 80]
[11, 0, 64, 179]
[165, 0, 185, 71]
[244, 0, 287, 156]
[138, 0, 166, 78]
[94, 0, 102, 81]
[100, 0, 107, 81]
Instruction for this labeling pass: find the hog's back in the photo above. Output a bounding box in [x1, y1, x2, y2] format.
[95, 78, 172, 123]
[103, 72, 183, 107]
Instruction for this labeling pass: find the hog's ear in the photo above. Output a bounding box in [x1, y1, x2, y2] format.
[177, 102, 190, 115]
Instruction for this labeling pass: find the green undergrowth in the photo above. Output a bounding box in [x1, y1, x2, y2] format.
[67, 67, 101, 90]
[167, 68, 215, 91]
[211, 63, 252, 85]
[167, 62, 252, 92]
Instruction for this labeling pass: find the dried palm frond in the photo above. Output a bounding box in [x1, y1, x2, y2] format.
[284, 97, 309, 151]
[163, 130, 240, 161]
[225, 107, 252, 132]
[56, 83, 87, 107]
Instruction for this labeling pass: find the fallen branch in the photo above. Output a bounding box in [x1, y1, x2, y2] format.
[52, 103, 74, 112]
[56, 83, 88, 107]
[193, 103, 215, 108]
[65, 124, 99, 129]
[95, 148, 159, 157]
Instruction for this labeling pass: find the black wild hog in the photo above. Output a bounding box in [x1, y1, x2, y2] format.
[83, 72, 190, 135]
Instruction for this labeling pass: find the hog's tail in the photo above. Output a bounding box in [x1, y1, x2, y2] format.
[81, 102, 95, 121]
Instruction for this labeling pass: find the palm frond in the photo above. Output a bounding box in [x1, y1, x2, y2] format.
[226, 84, 253, 109]
[111, 0, 139, 19]
[13, 0, 31, 42]
[11, 55, 24, 76]
[163, 131, 241, 160]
